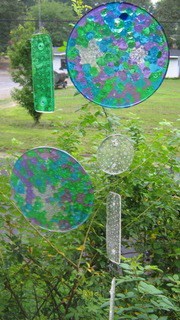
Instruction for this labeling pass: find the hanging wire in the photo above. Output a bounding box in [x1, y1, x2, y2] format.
[38, 0, 42, 31]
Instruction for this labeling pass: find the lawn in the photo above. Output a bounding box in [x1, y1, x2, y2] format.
[0, 79, 179, 155]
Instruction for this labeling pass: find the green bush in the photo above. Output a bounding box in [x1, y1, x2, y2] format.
[0, 106, 179, 318]
[8, 22, 42, 124]
[102, 257, 180, 320]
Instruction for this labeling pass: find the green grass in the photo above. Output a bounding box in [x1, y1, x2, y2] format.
[0, 79, 179, 154]
[121, 79, 180, 127]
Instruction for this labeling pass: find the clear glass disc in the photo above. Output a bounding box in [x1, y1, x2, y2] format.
[97, 134, 134, 175]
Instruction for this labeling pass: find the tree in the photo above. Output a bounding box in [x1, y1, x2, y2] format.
[22, 0, 37, 7]
[154, 0, 180, 48]
[129, 0, 154, 10]
[8, 22, 42, 124]
[83, 0, 153, 11]
[0, 0, 25, 53]
[28, 0, 76, 46]
[22, 0, 35, 6]
[54, 0, 72, 3]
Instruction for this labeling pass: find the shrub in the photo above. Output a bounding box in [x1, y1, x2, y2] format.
[0, 108, 179, 318]
[8, 22, 42, 124]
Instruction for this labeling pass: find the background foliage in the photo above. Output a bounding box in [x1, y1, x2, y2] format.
[8, 22, 42, 124]
[28, 1, 75, 46]
[0, 0, 180, 54]
[1, 0, 180, 319]
[154, 0, 180, 49]
[0, 0, 25, 53]
[0, 106, 179, 318]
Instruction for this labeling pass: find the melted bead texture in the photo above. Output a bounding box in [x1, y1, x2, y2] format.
[10, 147, 94, 232]
[97, 134, 134, 175]
[31, 34, 54, 112]
[67, 2, 169, 108]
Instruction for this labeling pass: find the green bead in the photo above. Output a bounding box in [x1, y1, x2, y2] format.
[90, 67, 99, 77]
[143, 27, 150, 35]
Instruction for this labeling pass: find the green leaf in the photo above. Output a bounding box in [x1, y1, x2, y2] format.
[58, 46, 66, 52]
[138, 281, 163, 295]
[74, 91, 81, 96]
[119, 263, 132, 270]
[101, 301, 110, 308]
[144, 265, 163, 272]
[151, 296, 176, 311]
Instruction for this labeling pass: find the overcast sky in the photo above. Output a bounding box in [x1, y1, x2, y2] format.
[151, 0, 160, 4]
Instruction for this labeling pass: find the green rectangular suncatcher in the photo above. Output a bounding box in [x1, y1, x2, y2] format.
[31, 33, 54, 113]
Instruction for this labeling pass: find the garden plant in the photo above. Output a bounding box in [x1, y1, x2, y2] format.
[0, 103, 179, 319]
[0, 0, 179, 319]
